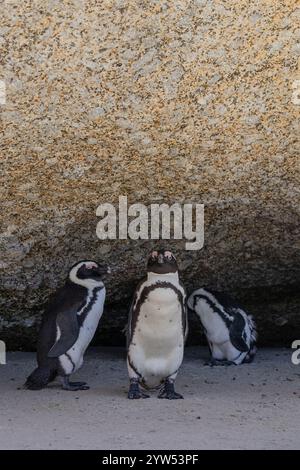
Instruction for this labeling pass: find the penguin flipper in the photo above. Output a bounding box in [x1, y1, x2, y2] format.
[180, 281, 188, 342]
[229, 314, 249, 353]
[48, 309, 80, 357]
[127, 296, 137, 348]
[127, 277, 147, 348]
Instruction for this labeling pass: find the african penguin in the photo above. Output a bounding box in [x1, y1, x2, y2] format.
[187, 288, 257, 365]
[127, 249, 188, 399]
[25, 260, 110, 391]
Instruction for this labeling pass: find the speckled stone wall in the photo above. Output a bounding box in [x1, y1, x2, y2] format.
[1, 0, 299, 349]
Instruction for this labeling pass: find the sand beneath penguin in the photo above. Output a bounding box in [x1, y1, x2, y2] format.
[0, 346, 299, 450]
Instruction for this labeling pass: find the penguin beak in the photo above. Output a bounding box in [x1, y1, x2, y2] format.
[96, 265, 111, 275]
[157, 254, 164, 264]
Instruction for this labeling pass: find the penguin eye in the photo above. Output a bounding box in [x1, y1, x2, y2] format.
[164, 251, 173, 260]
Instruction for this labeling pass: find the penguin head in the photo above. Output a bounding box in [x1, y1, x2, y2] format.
[68, 260, 111, 288]
[147, 249, 178, 275]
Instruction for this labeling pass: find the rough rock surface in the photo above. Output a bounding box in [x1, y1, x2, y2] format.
[0, 1, 299, 349]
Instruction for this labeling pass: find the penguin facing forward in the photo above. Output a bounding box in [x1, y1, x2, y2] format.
[187, 288, 257, 365]
[127, 250, 188, 399]
[25, 260, 110, 391]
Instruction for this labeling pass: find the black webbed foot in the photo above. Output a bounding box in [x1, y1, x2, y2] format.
[158, 380, 183, 400]
[62, 377, 90, 391]
[68, 381, 87, 387]
[205, 358, 235, 367]
[128, 380, 149, 399]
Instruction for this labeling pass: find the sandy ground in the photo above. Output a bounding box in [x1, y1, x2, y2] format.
[0, 347, 299, 450]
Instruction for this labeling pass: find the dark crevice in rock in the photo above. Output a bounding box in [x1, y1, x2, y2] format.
[1, 283, 299, 351]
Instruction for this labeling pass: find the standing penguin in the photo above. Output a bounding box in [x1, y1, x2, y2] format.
[187, 288, 257, 365]
[127, 250, 187, 399]
[25, 260, 110, 391]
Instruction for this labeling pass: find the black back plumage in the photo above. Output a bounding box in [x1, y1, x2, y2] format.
[25, 281, 87, 390]
[37, 281, 87, 363]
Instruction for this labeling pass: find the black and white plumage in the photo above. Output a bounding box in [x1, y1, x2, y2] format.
[127, 250, 188, 399]
[187, 288, 257, 365]
[25, 260, 110, 391]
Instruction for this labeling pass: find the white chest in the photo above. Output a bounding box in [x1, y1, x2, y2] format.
[136, 288, 182, 343]
[130, 286, 185, 386]
[59, 287, 106, 374]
